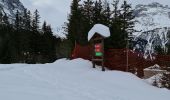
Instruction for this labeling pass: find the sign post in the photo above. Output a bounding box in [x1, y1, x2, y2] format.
[88, 24, 110, 71]
[92, 37, 105, 71]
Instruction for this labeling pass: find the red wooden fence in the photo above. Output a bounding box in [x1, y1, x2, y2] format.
[72, 44, 170, 77]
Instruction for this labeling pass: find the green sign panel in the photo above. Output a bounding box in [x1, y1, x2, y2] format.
[95, 52, 103, 57]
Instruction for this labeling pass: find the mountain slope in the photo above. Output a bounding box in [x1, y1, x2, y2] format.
[0, 0, 25, 21]
[134, 2, 170, 34]
[132, 2, 170, 58]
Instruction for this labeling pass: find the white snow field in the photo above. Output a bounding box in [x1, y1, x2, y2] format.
[0, 58, 170, 100]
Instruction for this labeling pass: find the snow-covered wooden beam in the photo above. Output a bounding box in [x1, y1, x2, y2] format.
[88, 24, 111, 41]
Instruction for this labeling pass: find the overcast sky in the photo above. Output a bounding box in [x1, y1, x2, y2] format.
[20, 0, 170, 36]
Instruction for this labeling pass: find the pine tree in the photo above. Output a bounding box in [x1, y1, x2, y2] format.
[93, 0, 102, 24]
[76, 0, 95, 45]
[105, 0, 122, 48]
[67, 0, 81, 45]
[167, 30, 170, 54]
[83, 0, 94, 25]
[120, 0, 135, 40]
[0, 11, 3, 23]
[32, 9, 40, 32]
[15, 10, 20, 30]
[101, 0, 111, 25]
[3, 13, 9, 25]
[43, 24, 56, 61]
[22, 9, 28, 30]
[0, 8, 59, 63]
[14, 10, 22, 60]
[108, 0, 135, 49]
[112, 0, 120, 19]
[42, 21, 47, 33]
[26, 10, 32, 31]
[46, 25, 53, 35]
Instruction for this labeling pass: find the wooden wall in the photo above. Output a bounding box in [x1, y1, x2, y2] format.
[72, 44, 170, 77]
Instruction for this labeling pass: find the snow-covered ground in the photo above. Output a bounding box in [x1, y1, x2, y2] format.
[0, 58, 170, 100]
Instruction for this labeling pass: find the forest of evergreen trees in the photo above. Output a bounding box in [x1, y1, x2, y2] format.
[66, 0, 170, 55]
[66, 0, 135, 50]
[0, 9, 61, 64]
[0, 0, 137, 64]
[1, 0, 170, 64]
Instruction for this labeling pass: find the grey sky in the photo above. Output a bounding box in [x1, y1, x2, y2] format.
[20, 0, 71, 36]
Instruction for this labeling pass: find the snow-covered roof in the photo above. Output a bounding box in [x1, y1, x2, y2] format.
[88, 24, 111, 41]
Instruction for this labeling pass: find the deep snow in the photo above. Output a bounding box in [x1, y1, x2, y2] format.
[0, 58, 169, 100]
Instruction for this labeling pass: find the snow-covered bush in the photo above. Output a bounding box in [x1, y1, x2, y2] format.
[147, 72, 170, 89]
[161, 72, 170, 89]
[145, 65, 170, 89]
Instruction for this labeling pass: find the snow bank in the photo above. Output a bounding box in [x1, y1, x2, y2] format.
[144, 64, 162, 71]
[0, 58, 169, 100]
[88, 24, 110, 41]
[144, 64, 167, 78]
[145, 74, 163, 87]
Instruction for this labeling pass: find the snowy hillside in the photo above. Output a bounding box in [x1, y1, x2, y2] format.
[0, 0, 25, 20]
[132, 2, 170, 56]
[0, 58, 170, 100]
[134, 2, 170, 34]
